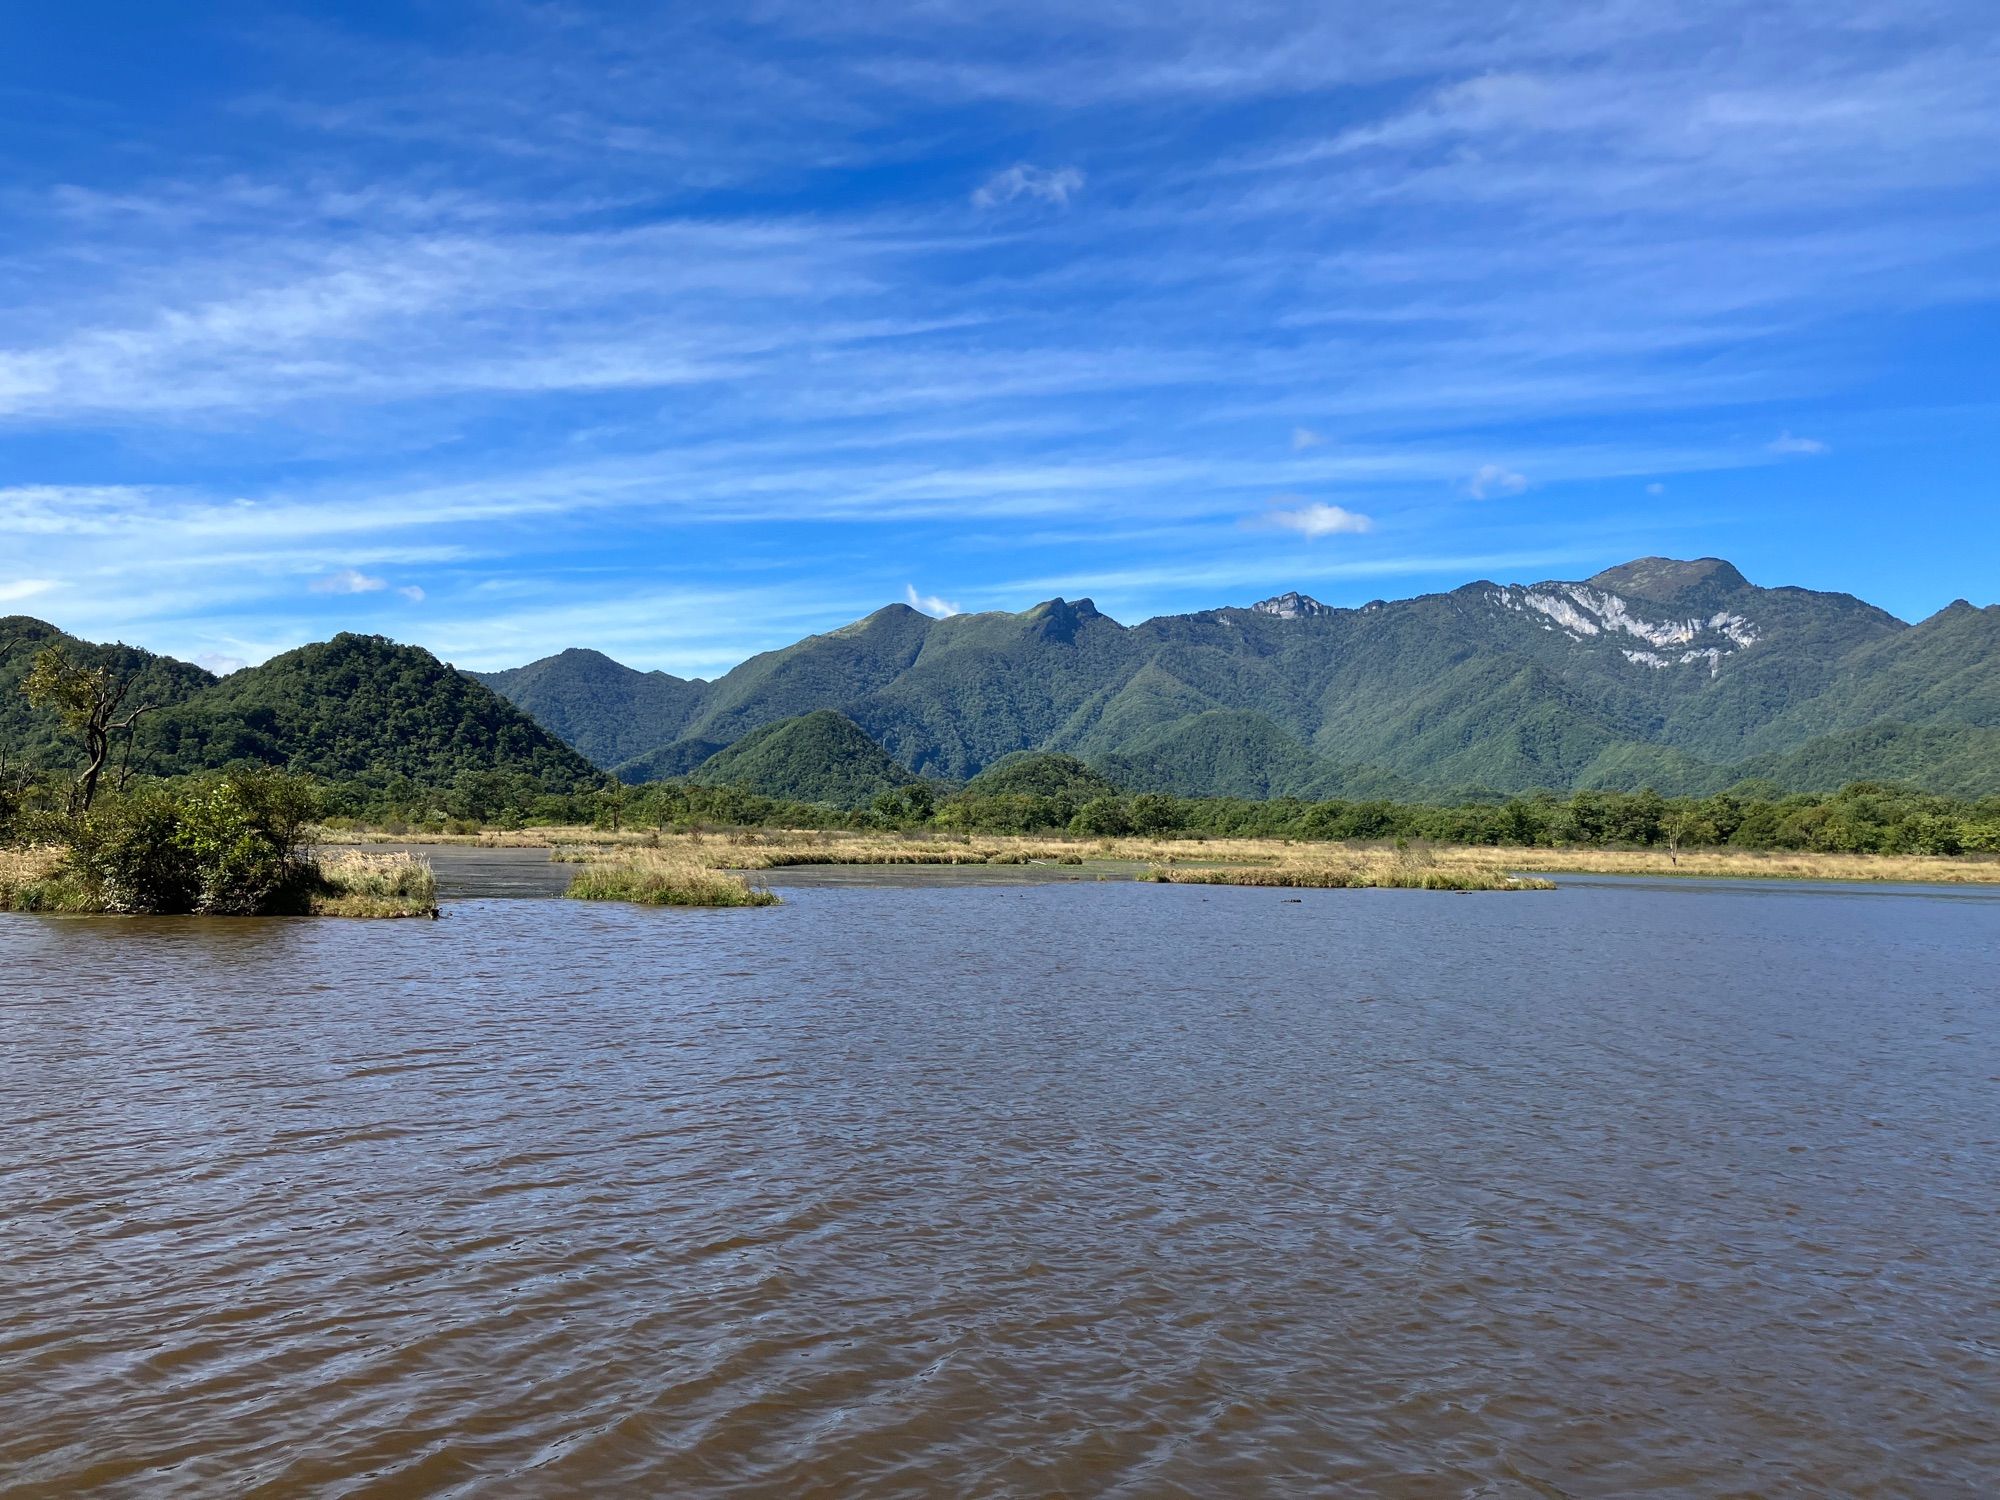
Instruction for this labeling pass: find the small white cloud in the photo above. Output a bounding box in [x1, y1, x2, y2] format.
[1291, 426, 1325, 451]
[398, 585, 426, 602]
[972, 163, 1085, 209]
[194, 652, 249, 675]
[0, 578, 58, 604]
[1268, 501, 1375, 538]
[1645, 482, 1667, 496]
[310, 567, 387, 594]
[1466, 463, 1529, 500]
[1768, 431, 1829, 455]
[905, 583, 960, 617]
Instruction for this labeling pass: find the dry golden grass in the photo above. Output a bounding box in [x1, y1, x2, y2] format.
[0, 846, 77, 911]
[551, 829, 1550, 891]
[0, 845, 63, 888]
[311, 851, 440, 918]
[1145, 853, 1553, 891]
[319, 824, 659, 849]
[325, 823, 2000, 887]
[1484, 844, 2000, 884]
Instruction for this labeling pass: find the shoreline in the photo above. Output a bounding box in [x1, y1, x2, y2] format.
[318, 827, 2000, 889]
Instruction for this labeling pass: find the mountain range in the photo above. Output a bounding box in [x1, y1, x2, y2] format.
[5, 556, 1996, 806]
[476, 557, 2000, 800]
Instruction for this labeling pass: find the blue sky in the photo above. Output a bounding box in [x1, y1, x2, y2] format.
[2, 2, 1997, 676]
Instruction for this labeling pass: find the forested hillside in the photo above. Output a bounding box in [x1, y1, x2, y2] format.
[2, 622, 596, 805]
[480, 558, 2000, 799]
[684, 711, 912, 807]
[471, 649, 708, 767]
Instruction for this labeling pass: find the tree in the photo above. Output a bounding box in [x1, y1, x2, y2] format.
[592, 778, 630, 832]
[1127, 792, 1183, 835]
[21, 645, 157, 812]
[1070, 794, 1132, 837]
[1660, 806, 1688, 867]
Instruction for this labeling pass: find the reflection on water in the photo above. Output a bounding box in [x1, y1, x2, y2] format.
[322, 842, 576, 899]
[3, 881, 1996, 1496]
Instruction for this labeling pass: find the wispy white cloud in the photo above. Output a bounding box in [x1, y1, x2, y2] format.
[309, 567, 387, 594]
[904, 583, 960, 617]
[0, 578, 59, 604]
[1767, 431, 1830, 455]
[1466, 464, 1530, 499]
[0, 0, 1993, 654]
[971, 162, 1084, 209]
[1266, 500, 1375, 538]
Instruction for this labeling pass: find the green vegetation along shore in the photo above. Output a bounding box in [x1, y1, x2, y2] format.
[453, 759, 2000, 860]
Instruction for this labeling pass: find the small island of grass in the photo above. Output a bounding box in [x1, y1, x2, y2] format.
[3, 770, 438, 919]
[543, 828, 1557, 903]
[1143, 856, 1553, 891]
[562, 847, 778, 907]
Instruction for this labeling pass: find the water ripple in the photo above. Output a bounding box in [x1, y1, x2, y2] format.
[3, 882, 1998, 1496]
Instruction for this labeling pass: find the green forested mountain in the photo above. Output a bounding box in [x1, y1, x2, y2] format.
[684, 710, 911, 807]
[471, 649, 708, 767]
[2, 623, 595, 794]
[12, 555, 1997, 808]
[481, 557, 1998, 798]
[1090, 712, 1337, 800]
[147, 634, 597, 788]
[615, 736, 731, 784]
[1723, 723, 2000, 800]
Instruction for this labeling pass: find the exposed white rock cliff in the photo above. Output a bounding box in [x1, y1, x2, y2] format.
[1489, 584, 1758, 675]
[1252, 591, 1334, 619]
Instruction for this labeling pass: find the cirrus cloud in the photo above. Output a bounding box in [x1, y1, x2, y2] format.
[0, 578, 59, 604]
[972, 162, 1085, 209]
[1268, 500, 1375, 538]
[1466, 463, 1529, 499]
[309, 567, 387, 594]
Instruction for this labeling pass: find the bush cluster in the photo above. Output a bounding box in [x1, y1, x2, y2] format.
[9, 769, 323, 915]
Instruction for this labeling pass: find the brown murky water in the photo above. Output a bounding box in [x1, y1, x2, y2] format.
[3, 876, 1997, 1496]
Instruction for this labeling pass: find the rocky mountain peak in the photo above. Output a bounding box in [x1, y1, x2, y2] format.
[1252, 591, 1333, 619]
[1585, 557, 1748, 601]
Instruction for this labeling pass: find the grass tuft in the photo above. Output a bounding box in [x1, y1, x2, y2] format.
[312, 851, 440, 918]
[565, 849, 779, 908]
[1, 847, 96, 912]
[1143, 859, 1552, 891]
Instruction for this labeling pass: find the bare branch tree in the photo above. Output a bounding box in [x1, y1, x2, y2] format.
[1661, 807, 1688, 868]
[21, 645, 157, 813]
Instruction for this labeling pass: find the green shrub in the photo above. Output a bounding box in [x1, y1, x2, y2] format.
[50, 770, 324, 915]
[1069, 795, 1132, 837]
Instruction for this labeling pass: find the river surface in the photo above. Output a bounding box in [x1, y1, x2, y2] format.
[3, 874, 1997, 1496]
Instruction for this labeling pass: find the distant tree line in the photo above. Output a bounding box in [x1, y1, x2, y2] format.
[299, 774, 2000, 857]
